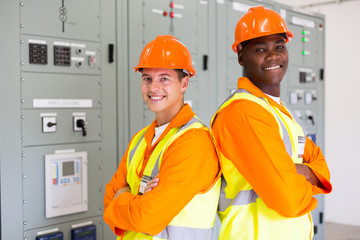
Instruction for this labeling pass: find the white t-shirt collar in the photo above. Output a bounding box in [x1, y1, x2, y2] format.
[265, 93, 281, 105]
[151, 123, 170, 146]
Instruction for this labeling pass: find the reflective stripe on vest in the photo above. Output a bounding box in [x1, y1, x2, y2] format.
[121, 116, 220, 240]
[129, 134, 146, 166]
[155, 225, 213, 240]
[218, 176, 258, 212]
[211, 89, 313, 240]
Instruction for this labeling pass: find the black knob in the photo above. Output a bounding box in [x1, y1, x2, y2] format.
[307, 115, 315, 125]
[47, 122, 57, 127]
[76, 119, 87, 136]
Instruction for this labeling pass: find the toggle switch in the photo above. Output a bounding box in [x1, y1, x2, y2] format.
[307, 115, 315, 125]
[305, 91, 317, 105]
[305, 92, 312, 105]
[74, 115, 87, 136]
[289, 90, 304, 105]
[305, 111, 315, 125]
[47, 122, 57, 127]
[76, 119, 87, 136]
[42, 116, 57, 133]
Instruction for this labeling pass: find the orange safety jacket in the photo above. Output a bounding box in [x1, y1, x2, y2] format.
[104, 104, 220, 239]
[211, 77, 332, 240]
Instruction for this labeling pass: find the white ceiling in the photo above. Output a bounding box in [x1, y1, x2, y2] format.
[272, 0, 358, 8]
[272, 0, 327, 7]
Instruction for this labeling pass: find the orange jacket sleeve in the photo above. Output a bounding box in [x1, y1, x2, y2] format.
[103, 147, 129, 234]
[104, 129, 144, 214]
[103, 129, 219, 236]
[104, 154, 128, 210]
[303, 136, 332, 195]
[212, 100, 329, 218]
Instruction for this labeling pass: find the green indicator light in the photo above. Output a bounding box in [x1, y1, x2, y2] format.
[302, 30, 306, 35]
[302, 38, 306, 42]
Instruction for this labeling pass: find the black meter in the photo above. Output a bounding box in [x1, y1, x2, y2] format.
[36, 232, 63, 240]
[71, 224, 96, 240]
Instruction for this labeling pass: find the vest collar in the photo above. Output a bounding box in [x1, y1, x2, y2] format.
[237, 77, 292, 118]
[144, 104, 195, 149]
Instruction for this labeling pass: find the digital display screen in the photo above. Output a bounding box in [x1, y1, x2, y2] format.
[35, 232, 63, 240]
[77, 230, 93, 237]
[72, 225, 96, 240]
[62, 161, 74, 176]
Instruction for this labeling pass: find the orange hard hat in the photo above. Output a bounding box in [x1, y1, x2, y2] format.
[134, 35, 196, 77]
[232, 5, 293, 53]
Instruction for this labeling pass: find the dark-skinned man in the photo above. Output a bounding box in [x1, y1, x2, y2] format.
[211, 6, 332, 240]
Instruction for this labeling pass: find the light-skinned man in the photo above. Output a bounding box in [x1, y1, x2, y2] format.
[104, 35, 220, 240]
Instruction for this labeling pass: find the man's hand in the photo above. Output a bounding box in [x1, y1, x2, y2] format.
[295, 164, 324, 188]
[114, 186, 131, 199]
[144, 178, 159, 194]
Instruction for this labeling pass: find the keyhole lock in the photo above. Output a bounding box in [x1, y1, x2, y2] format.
[76, 119, 87, 136]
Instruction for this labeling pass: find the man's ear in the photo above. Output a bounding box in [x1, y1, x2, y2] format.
[180, 76, 189, 92]
[238, 51, 245, 67]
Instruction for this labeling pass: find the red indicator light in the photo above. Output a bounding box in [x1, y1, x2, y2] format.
[163, 11, 168, 17]
[170, 2, 174, 8]
[319, 24, 323, 28]
[170, 12, 174, 18]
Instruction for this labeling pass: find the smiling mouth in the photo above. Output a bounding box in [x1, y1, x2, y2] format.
[149, 95, 165, 100]
[264, 65, 282, 71]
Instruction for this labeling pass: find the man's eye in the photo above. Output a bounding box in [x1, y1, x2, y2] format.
[142, 77, 151, 82]
[255, 48, 265, 52]
[160, 77, 169, 82]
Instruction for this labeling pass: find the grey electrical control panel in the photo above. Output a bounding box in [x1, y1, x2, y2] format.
[20, 0, 104, 238]
[1, 0, 117, 239]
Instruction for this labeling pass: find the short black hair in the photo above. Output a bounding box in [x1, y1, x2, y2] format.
[241, 33, 287, 49]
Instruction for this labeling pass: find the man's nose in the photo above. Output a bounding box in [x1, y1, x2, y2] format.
[265, 50, 280, 61]
[150, 80, 161, 91]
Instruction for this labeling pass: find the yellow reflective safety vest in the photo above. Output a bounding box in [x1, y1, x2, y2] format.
[210, 89, 313, 240]
[119, 116, 221, 240]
